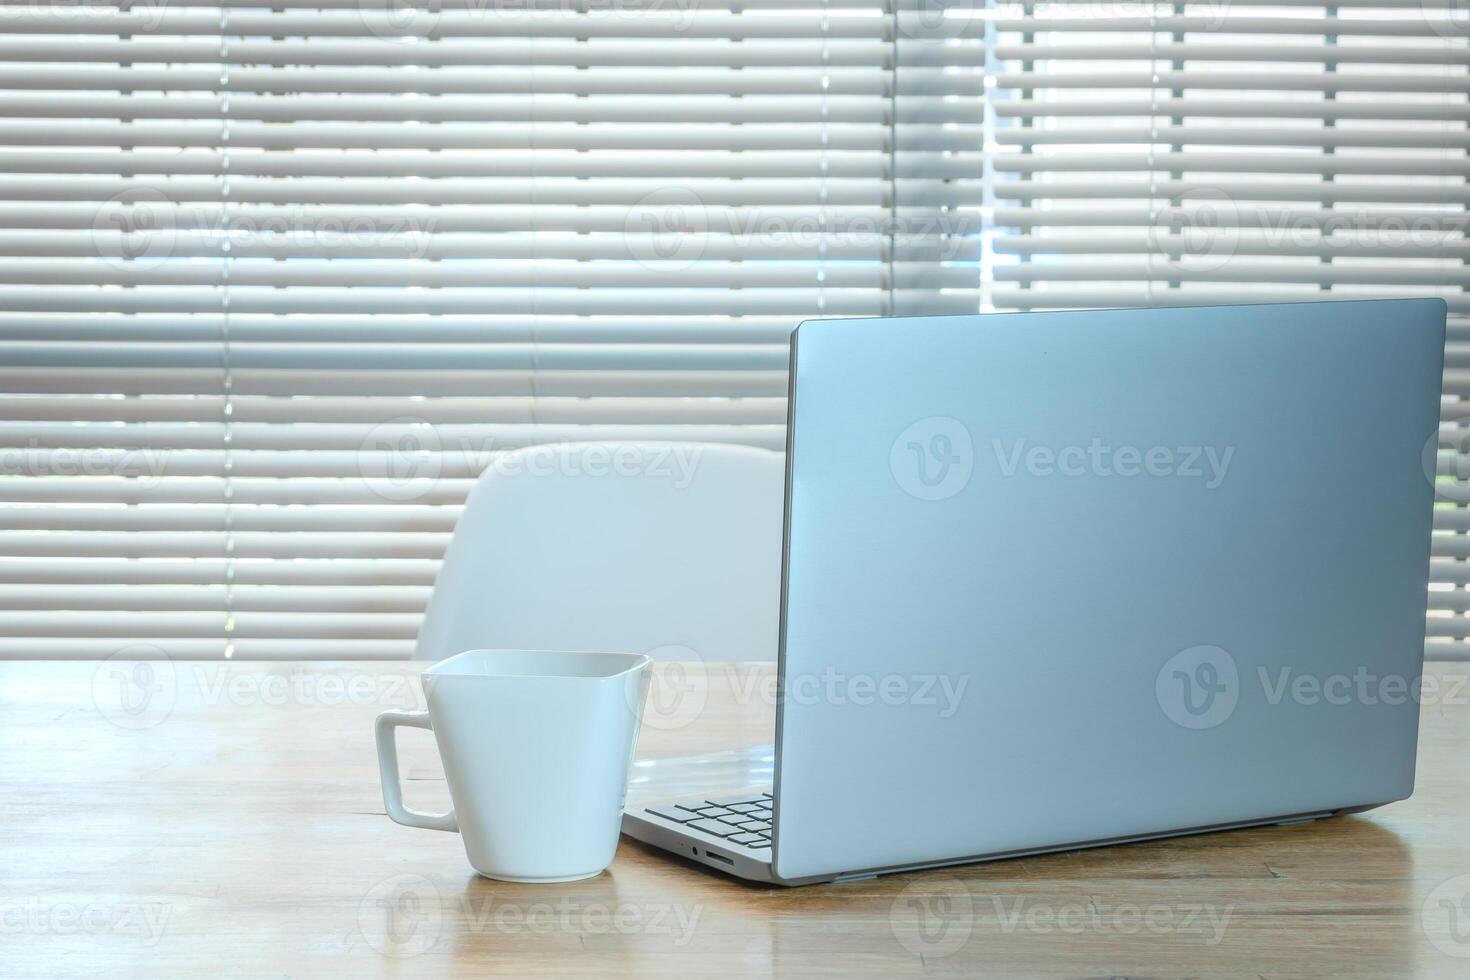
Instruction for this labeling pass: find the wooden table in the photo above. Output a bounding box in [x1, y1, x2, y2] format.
[4, 659, 1470, 978]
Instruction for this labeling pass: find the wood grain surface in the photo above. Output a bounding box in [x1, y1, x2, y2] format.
[3, 658, 1469, 978]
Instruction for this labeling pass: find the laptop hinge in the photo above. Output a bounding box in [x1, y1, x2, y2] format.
[1276, 811, 1334, 827]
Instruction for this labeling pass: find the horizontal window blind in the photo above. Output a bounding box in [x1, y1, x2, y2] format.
[992, 2, 1470, 660]
[0, 0, 983, 657]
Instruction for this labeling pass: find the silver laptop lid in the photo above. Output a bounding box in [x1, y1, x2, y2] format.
[773, 299, 1446, 882]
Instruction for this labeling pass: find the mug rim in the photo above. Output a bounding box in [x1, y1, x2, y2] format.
[424, 648, 652, 681]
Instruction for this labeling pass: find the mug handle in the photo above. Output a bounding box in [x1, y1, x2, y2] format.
[375, 710, 458, 833]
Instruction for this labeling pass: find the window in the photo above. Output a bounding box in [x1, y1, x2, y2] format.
[3, 2, 1464, 659]
[0, 0, 982, 658]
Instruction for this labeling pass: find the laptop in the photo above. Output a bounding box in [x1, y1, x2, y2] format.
[621, 298, 1447, 886]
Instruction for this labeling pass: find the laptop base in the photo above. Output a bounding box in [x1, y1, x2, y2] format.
[622, 799, 1387, 887]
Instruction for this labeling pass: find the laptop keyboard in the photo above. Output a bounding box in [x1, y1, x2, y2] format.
[643, 791, 773, 850]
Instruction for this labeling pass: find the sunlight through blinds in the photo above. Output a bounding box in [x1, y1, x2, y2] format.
[0, 0, 983, 658]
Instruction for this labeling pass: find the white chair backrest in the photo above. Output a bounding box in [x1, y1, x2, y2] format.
[415, 441, 785, 663]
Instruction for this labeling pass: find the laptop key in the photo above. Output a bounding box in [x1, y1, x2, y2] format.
[645, 806, 700, 823]
[738, 820, 768, 832]
[687, 818, 740, 838]
[716, 813, 750, 826]
[728, 832, 763, 845]
[726, 803, 761, 814]
[748, 840, 771, 849]
[708, 794, 768, 808]
[697, 806, 735, 818]
[749, 808, 772, 820]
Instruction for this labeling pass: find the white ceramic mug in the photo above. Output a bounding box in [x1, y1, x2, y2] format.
[375, 649, 651, 882]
